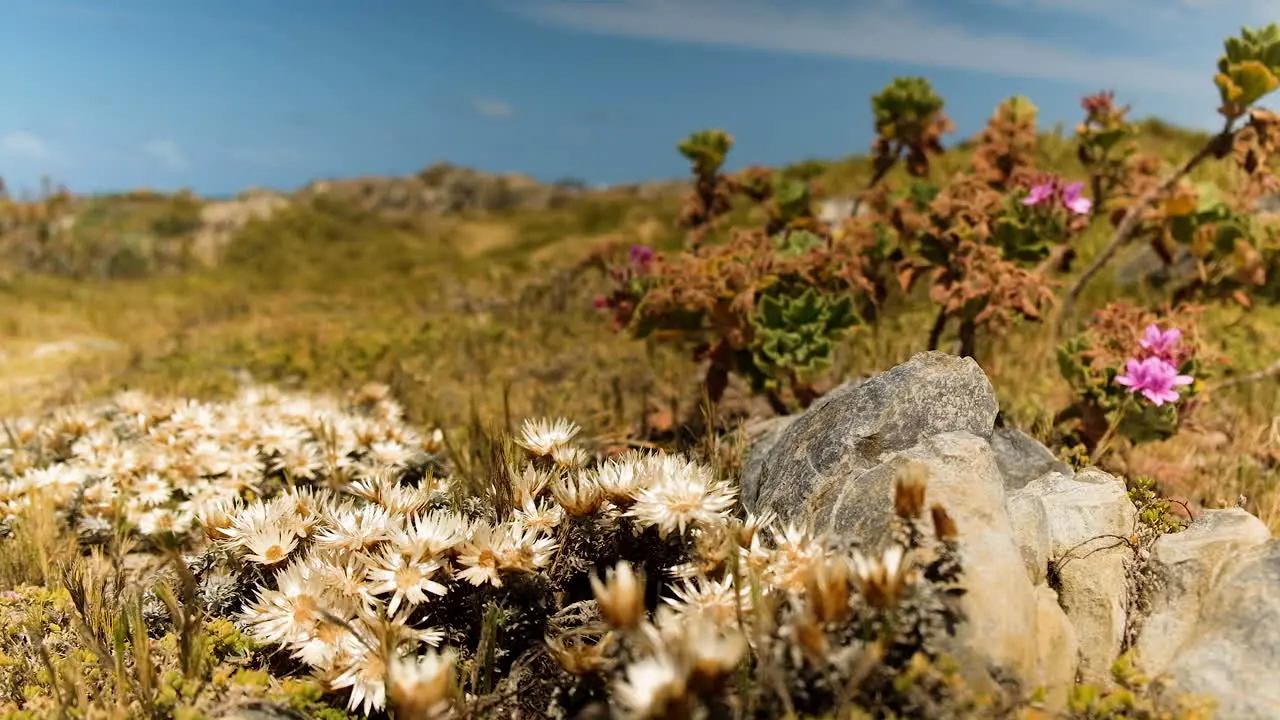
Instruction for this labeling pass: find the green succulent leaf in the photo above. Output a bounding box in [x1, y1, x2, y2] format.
[773, 229, 826, 258]
[749, 288, 860, 385]
[677, 129, 734, 176]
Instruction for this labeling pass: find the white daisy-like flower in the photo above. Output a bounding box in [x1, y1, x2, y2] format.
[516, 417, 581, 456]
[223, 498, 303, 548]
[307, 550, 377, 609]
[290, 614, 363, 667]
[313, 502, 395, 553]
[390, 508, 468, 558]
[330, 644, 389, 716]
[625, 454, 736, 538]
[550, 469, 605, 517]
[595, 455, 644, 501]
[80, 479, 119, 513]
[271, 486, 330, 538]
[509, 464, 551, 506]
[242, 566, 328, 646]
[256, 422, 308, 455]
[511, 496, 564, 533]
[365, 548, 449, 614]
[271, 443, 324, 481]
[386, 647, 458, 717]
[663, 574, 747, 626]
[367, 440, 415, 468]
[131, 472, 173, 507]
[498, 521, 559, 574]
[241, 522, 300, 565]
[455, 521, 504, 588]
[613, 653, 688, 720]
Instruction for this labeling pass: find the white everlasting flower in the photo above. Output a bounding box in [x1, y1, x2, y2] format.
[366, 548, 449, 614]
[516, 417, 581, 456]
[614, 653, 688, 720]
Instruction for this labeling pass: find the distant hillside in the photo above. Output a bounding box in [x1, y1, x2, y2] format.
[294, 162, 689, 217]
[0, 117, 1240, 281]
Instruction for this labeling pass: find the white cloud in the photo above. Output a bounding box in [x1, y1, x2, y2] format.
[471, 98, 515, 118]
[0, 131, 49, 159]
[508, 0, 1207, 95]
[141, 139, 188, 171]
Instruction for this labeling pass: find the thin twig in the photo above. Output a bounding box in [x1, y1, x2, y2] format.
[1209, 355, 1280, 391]
[1057, 120, 1237, 332]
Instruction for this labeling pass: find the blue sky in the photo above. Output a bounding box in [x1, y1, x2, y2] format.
[0, 0, 1274, 197]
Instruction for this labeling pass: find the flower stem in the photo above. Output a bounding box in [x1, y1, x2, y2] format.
[1057, 119, 1237, 332]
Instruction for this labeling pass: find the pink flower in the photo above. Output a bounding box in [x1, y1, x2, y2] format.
[1138, 323, 1181, 360]
[628, 245, 655, 267]
[1061, 181, 1092, 215]
[1115, 356, 1194, 406]
[1021, 182, 1055, 206]
[1021, 178, 1092, 215]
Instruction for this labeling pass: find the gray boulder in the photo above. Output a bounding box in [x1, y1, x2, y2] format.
[1135, 508, 1272, 676]
[738, 352, 1280, 714]
[744, 351, 998, 518]
[1007, 468, 1137, 684]
[1155, 539, 1280, 719]
[990, 426, 1073, 491]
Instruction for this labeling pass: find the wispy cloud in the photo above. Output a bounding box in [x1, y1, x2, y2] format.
[141, 139, 189, 171]
[985, 0, 1272, 26]
[471, 98, 515, 118]
[0, 131, 49, 159]
[507, 0, 1206, 95]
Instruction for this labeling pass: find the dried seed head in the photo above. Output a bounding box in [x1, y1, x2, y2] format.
[804, 555, 854, 624]
[386, 648, 459, 720]
[546, 632, 613, 676]
[851, 545, 916, 610]
[894, 462, 930, 519]
[792, 614, 830, 658]
[590, 561, 647, 631]
[930, 503, 959, 541]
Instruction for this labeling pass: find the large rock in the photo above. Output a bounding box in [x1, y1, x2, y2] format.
[1134, 509, 1272, 680]
[1155, 539, 1280, 719]
[744, 352, 998, 518]
[990, 426, 1073, 491]
[738, 352, 1280, 715]
[738, 415, 797, 514]
[829, 432, 1078, 698]
[1008, 468, 1137, 684]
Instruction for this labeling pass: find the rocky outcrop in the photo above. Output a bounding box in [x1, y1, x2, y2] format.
[193, 189, 291, 265]
[742, 351, 1279, 717]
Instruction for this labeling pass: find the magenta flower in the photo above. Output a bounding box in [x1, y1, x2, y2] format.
[1021, 177, 1092, 215]
[1021, 182, 1055, 206]
[1115, 356, 1194, 406]
[629, 245, 655, 266]
[1138, 324, 1182, 360]
[1061, 181, 1092, 215]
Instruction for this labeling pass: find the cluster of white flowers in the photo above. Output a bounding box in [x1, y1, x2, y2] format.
[0, 387, 923, 719]
[213, 415, 745, 715]
[0, 384, 437, 541]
